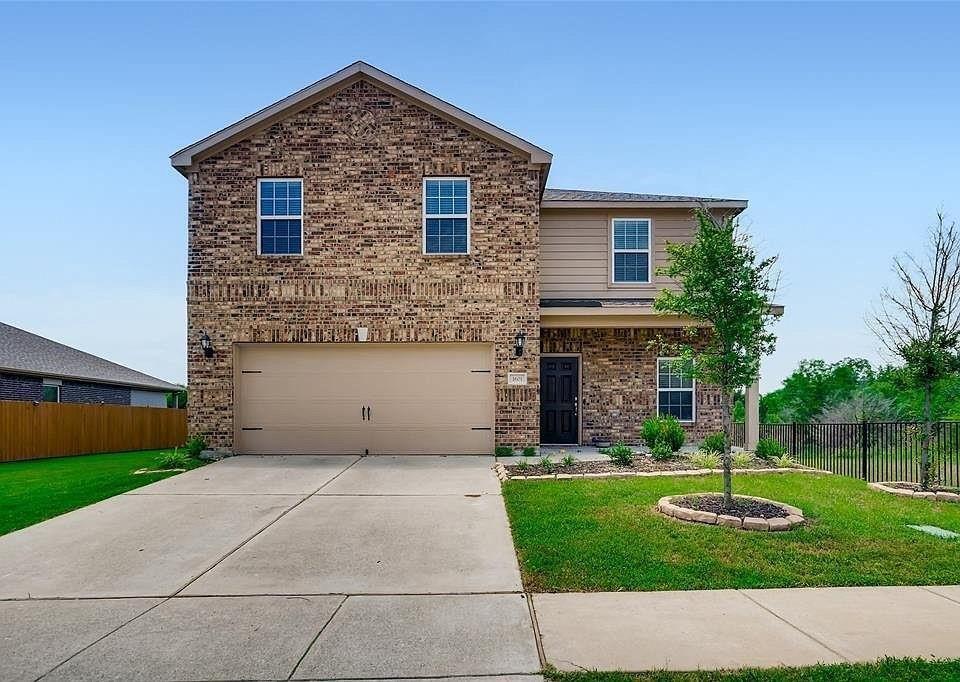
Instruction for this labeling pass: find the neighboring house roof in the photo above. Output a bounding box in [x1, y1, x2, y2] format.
[0, 323, 180, 392]
[170, 61, 553, 185]
[542, 188, 747, 210]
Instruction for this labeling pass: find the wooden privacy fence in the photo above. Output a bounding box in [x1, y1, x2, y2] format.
[0, 400, 188, 463]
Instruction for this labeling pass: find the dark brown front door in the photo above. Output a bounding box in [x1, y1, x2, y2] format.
[540, 356, 579, 444]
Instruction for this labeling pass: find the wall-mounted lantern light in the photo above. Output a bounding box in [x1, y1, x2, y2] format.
[514, 330, 526, 357]
[356, 327, 369, 343]
[199, 331, 214, 358]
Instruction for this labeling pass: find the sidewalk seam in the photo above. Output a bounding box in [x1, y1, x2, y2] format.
[524, 593, 546, 669]
[287, 595, 349, 680]
[921, 586, 960, 606]
[737, 590, 850, 663]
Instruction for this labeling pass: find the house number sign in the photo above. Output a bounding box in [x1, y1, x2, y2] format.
[507, 372, 528, 386]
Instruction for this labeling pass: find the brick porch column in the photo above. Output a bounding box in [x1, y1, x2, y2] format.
[744, 379, 760, 451]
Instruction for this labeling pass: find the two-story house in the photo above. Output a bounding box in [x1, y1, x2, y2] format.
[171, 61, 763, 456]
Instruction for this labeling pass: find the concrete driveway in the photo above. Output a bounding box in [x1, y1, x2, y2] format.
[0, 455, 542, 681]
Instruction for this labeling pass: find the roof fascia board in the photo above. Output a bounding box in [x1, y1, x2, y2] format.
[171, 62, 552, 174]
[541, 200, 748, 210]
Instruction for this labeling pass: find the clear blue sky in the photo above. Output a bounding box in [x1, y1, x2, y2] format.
[1, 2, 957, 392]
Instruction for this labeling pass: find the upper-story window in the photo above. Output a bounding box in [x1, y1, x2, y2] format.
[611, 218, 651, 283]
[258, 179, 303, 255]
[657, 358, 695, 422]
[423, 178, 470, 255]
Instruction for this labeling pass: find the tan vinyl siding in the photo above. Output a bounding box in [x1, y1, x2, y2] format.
[540, 207, 701, 299]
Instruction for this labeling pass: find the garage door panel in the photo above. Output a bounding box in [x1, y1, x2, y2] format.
[236, 343, 494, 455]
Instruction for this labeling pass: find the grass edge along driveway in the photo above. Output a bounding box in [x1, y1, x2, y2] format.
[544, 656, 960, 681]
[0, 449, 204, 536]
[503, 472, 960, 592]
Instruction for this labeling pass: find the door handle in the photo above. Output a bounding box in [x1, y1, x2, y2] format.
[362, 406, 367, 421]
[367, 405, 372, 421]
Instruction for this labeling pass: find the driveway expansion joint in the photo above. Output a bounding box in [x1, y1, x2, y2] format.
[736, 590, 851, 662]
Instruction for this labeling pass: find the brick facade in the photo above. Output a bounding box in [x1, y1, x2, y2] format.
[0, 372, 131, 405]
[541, 327, 723, 445]
[187, 80, 541, 451]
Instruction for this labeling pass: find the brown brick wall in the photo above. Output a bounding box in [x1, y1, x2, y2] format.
[541, 327, 723, 445]
[186, 80, 541, 451]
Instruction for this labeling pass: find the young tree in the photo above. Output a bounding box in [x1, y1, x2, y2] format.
[655, 208, 779, 506]
[870, 212, 960, 490]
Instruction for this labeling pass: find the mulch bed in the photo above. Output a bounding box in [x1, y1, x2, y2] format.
[675, 493, 790, 519]
[887, 482, 960, 494]
[504, 454, 776, 478]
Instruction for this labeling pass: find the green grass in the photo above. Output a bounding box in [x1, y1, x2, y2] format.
[503, 473, 960, 592]
[545, 657, 960, 681]
[0, 449, 205, 536]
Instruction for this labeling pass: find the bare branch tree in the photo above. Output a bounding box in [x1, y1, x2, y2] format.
[869, 212, 960, 488]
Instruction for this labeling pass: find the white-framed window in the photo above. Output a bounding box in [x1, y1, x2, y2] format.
[423, 177, 470, 254]
[611, 218, 651, 283]
[258, 178, 303, 255]
[657, 358, 695, 422]
[41, 378, 61, 403]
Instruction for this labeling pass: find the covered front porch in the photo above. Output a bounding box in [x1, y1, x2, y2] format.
[539, 301, 761, 449]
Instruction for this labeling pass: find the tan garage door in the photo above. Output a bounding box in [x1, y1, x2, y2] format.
[235, 343, 494, 455]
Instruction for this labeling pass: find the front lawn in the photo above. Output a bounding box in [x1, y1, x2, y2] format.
[0, 450, 204, 536]
[545, 657, 960, 681]
[503, 473, 960, 592]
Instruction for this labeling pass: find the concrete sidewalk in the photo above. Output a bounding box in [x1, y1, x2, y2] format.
[533, 585, 960, 672]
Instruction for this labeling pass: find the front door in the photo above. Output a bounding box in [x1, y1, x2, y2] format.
[540, 356, 579, 444]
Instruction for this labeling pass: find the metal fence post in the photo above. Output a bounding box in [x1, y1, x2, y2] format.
[860, 420, 869, 481]
[791, 422, 798, 461]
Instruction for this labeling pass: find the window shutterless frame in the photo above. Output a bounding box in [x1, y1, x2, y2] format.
[422, 177, 470, 255]
[257, 178, 303, 256]
[656, 357, 696, 423]
[610, 217, 652, 284]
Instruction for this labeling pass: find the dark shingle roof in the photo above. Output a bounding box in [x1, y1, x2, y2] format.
[543, 188, 743, 203]
[0, 322, 180, 392]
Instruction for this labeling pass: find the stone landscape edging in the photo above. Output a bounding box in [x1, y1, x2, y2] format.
[657, 493, 806, 531]
[868, 481, 960, 503]
[493, 461, 831, 482]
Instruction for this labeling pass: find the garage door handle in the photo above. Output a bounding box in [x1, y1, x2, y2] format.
[367, 406, 372, 421]
[362, 406, 367, 421]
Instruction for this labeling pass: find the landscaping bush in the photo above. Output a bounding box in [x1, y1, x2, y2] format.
[156, 450, 192, 470]
[754, 437, 786, 460]
[538, 456, 555, 473]
[495, 446, 514, 457]
[700, 432, 726, 454]
[731, 451, 754, 469]
[184, 436, 207, 458]
[650, 440, 673, 461]
[602, 442, 634, 466]
[522, 445, 537, 458]
[771, 453, 797, 468]
[560, 453, 576, 467]
[642, 416, 685, 452]
[514, 459, 529, 472]
[689, 451, 721, 469]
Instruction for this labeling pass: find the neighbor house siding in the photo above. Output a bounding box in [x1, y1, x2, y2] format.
[0, 373, 42, 402]
[541, 327, 722, 444]
[540, 207, 703, 299]
[0, 372, 132, 405]
[186, 79, 541, 451]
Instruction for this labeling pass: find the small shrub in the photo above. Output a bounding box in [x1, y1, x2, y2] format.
[514, 459, 529, 472]
[560, 453, 576, 467]
[650, 440, 673, 461]
[754, 438, 786, 460]
[731, 451, 754, 469]
[538, 456, 555, 473]
[689, 451, 721, 469]
[184, 436, 207, 458]
[771, 453, 797, 468]
[522, 445, 537, 458]
[494, 446, 514, 457]
[156, 449, 191, 470]
[701, 432, 726, 454]
[603, 441, 634, 466]
[642, 416, 686, 452]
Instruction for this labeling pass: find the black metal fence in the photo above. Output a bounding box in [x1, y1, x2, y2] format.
[732, 421, 960, 487]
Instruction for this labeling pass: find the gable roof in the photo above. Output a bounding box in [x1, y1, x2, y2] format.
[542, 188, 747, 210]
[0, 322, 180, 392]
[170, 61, 552, 181]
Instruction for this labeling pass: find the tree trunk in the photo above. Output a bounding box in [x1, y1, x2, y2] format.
[722, 390, 733, 507]
[921, 382, 933, 490]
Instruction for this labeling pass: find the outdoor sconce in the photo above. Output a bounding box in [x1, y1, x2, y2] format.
[356, 327, 369, 342]
[514, 330, 526, 357]
[199, 331, 214, 358]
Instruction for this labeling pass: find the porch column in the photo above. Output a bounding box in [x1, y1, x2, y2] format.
[744, 379, 760, 451]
